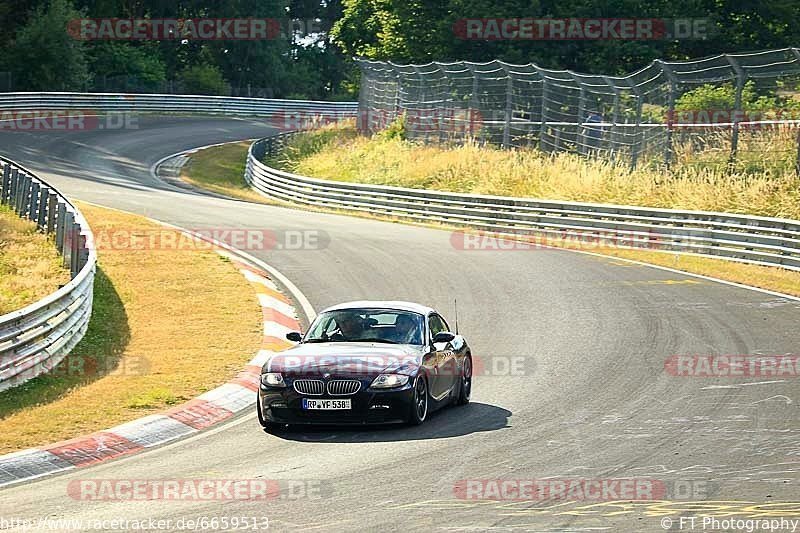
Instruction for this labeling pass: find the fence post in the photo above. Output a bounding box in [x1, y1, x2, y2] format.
[536, 68, 550, 152]
[725, 55, 745, 171]
[465, 63, 481, 140]
[571, 74, 586, 155]
[630, 84, 644, 171]
[796, 127, 800, 177]
[657, 60, 678, 169]
[603, 77, 621, 161]
[502, 64, 513, 149]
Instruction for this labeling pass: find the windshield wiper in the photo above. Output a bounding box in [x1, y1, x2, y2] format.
[350, 338, 400, 344]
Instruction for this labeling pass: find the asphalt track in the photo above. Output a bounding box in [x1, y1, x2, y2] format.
[0, 116, 799, 531]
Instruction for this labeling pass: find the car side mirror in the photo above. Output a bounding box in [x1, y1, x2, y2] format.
[433, 331, 455, 343]
[286, 331, 303, 342]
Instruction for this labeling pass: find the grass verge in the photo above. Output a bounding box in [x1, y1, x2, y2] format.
[0, 202, 262, 453]
[177, 126, 800, 298]
[0, 206, 71, 315]
[179, 141, 272, 204]
[274, 121, 800, 220]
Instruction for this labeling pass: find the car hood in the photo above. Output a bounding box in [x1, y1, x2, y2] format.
[264, 342, 425, 377]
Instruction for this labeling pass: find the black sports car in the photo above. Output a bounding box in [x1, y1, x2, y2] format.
[257, 301, 472, 427]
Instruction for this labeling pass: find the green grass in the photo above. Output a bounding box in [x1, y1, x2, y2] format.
[180, 141, 272, 203]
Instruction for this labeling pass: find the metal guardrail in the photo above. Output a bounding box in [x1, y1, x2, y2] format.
[246, 131, 800, 272]
[0, 93, 355, 391]
[0, 158, 96, 392]
[0, 92, 358, 116]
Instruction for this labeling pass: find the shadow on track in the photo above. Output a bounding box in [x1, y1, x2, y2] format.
[262, 402, 511, 443]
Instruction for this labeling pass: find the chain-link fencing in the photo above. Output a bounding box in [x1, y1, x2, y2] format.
[357, 48, 800, 173]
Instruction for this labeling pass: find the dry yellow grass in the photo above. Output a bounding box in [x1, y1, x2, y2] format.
[0, 206, 70, 315]
[0, 203, 262, 453]
[284, 122, 800, 220]
[270, 123, 800, 297]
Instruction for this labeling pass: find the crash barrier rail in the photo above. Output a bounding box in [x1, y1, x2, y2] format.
[0, 92, 357, 391]
[0, 92, 358, 117]
[247, 131, 800, 272]
[0, 157, 96, 391]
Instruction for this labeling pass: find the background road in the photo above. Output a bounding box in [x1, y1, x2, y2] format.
[1, 117, 798, 531]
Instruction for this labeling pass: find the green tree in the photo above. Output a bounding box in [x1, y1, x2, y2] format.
[88, 42, 166, 91]
[178, 64, 229, 95]
[7, 0, 90, 90]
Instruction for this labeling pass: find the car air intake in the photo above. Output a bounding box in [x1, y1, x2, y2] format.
[293, 379, 324, 395]
[327, 379, 361, 396]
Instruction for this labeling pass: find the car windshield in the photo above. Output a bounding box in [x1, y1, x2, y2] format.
[304, 309, 425, 345]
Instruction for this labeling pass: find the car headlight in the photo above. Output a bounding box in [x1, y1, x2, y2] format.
[261, 372, 286, 388]
[370, 374, 410, 389]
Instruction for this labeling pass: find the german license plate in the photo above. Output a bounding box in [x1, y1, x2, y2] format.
[302, 398, 351, 410]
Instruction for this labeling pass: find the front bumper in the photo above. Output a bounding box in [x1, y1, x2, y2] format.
[258, 378, 414, 425]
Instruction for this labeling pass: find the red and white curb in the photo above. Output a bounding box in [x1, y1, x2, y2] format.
[0, 249, 299, 488]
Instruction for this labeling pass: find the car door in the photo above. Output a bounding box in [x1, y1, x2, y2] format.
[428, 313, 456, 399]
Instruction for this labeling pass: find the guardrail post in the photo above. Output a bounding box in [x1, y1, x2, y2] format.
[77, 233, 88, 272]
[61, 211, 74, 268]
[46, 191, 57, 234]
[55, 201, 67, 252]
[0, 164, 9, 205]
[16, 173, 30, 216]
[28, 182, 40, 221]
[70, 223, 81, 277]
[37, 185, 49, 230]
[8, 167, 18, 206]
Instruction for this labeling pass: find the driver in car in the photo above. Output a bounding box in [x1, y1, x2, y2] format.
[391, 314, 420, 344]
[331, 312, 364, 341]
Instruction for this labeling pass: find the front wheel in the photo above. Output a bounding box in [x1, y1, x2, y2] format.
[456, 355, 472, 406]
[408, 376, 429, 425]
